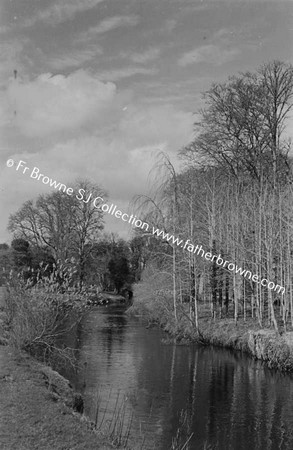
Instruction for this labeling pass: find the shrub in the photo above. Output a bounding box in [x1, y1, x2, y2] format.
[3, 262, 87, 367]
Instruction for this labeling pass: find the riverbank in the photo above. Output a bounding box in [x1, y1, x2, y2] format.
[0, 346, 118, 450]
[0, 286, 120, 450]
[128, 295, 293, 372]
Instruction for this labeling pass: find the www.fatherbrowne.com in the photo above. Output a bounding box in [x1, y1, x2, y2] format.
[8, 159, 284, 295]
[151, 227, 285, 295]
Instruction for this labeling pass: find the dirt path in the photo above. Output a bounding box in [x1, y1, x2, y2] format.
[0, 287, 111, 450]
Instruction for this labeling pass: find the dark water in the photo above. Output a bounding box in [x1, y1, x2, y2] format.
[61, 306, 293, 450]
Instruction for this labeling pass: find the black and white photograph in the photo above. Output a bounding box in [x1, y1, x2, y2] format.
[1, 0, 293, 449]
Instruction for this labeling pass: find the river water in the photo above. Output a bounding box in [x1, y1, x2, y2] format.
[61, 305, 293, 450]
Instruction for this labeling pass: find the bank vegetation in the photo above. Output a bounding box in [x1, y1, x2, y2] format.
[129, 61, 293, 370]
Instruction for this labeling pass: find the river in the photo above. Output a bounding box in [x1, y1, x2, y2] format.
[61, 305, 293, 450]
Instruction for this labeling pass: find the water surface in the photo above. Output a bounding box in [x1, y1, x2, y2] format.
[62, 306, 293, 450]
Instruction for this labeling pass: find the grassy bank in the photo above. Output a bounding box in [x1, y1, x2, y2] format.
[0, 284, 131, 450]
[128, 286, 293, 373]
[0, 346, 117, 450]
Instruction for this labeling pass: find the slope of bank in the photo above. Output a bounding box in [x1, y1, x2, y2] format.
[0, 286, 116, 450]
[0, 346, 117, 450]
[128, 297, 293, 372]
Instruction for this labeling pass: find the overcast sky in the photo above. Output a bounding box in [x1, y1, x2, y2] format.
[1, 0, 293, 243]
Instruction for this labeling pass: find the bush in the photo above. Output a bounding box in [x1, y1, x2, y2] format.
[3, 262, 87, 367]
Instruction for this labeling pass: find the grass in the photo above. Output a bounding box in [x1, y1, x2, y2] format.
[0, 285, 116, 449]
[0, 348, 116, 450]
[128, 285, 293, 372]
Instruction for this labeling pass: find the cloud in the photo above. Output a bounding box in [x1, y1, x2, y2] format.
[6, 70, 117, 137]
[0, 101, 193, 219]
[129, 48, 161, 64]
[0, 25, 10, 34]
[178, 44, 240, 66]
[214, 28, 236, 41]
[21, 0, 106, 27]
[163, 19, 177, 33]
[45, 47, 103, 70]
[79, 15, 139, 41]
[0, 65, 194, 242]
[0, 101, 193, 239]
[118, 104, 193, 151]
[0, 39, 29, 87]
[98, 66, 157, 81]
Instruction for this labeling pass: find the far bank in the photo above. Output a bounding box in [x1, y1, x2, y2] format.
[128, 286, 293, 373]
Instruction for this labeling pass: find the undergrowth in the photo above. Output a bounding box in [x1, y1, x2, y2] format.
[2, 261, 88, 368]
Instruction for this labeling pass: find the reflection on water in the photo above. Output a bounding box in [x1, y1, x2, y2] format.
[61, 306, 293, 450]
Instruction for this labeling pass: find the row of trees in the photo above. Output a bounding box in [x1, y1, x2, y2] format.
[133, 61, 293, 332]
[1, 180, 143, 293]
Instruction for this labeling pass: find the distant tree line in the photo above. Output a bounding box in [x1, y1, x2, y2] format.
[1, 179, 145, 294]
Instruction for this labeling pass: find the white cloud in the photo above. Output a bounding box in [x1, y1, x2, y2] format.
[214, 28, 236, 40]
[79, 15, 139, 41]
[0, 68, 194, 242]
[164, 19, 177, 33]
[45, 47, 103, 70]
[6, 70, 116, 137]
[129, 48, 161, 64]
[118, 104, 193, 150]
[0, 102, 192, 234]
[178, 44, 240, 67]
[21, 0, 106, 27]
[98, 66, 157, 81]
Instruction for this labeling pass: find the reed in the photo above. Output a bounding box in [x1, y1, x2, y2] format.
[93, 388, 135, 448]
[169, 409, 194, 450]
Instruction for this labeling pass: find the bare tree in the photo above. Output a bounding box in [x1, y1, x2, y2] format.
[8, 179, 105, 287]
[183, 61, 293, 186]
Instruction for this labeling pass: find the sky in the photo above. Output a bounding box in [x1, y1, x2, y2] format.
[0, 0, 293, 243]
